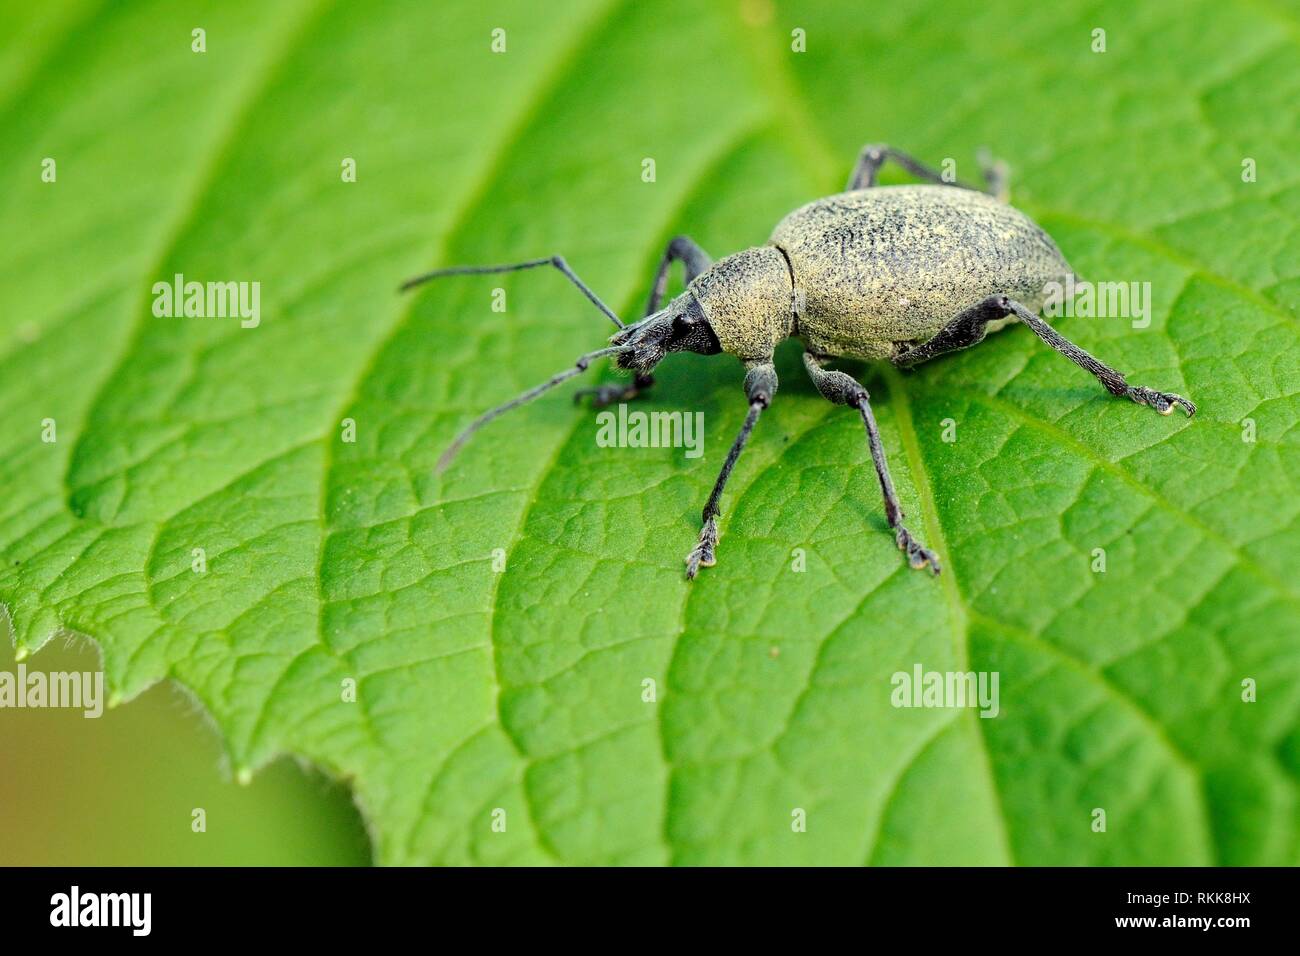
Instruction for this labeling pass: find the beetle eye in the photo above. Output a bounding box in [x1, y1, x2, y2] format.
[672, 297, 707, 331]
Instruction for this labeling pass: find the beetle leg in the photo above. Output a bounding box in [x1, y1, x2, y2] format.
[1000, 297, 1196, 417]
[847, 143, 1005, 200]
[576, 237, 713, 408]
[686, 362, 776, 580]
[646, 235, 713, 315]
[802, 353, 941, 575]
[892, 296, 1012, 367]
[896, 295, 1195, 417]
[572, 373, 655, 408]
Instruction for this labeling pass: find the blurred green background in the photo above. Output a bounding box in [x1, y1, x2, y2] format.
[0, 631, 370, 865]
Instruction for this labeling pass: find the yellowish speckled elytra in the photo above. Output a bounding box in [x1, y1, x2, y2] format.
[402, 143, 1195, 580]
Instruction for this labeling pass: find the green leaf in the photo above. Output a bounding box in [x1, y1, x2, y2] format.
[2, 0, 1297, 865]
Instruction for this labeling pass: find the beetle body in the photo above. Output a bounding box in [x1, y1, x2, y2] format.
[410, 143, 1193, 580]
[694, 185, 1074, 363]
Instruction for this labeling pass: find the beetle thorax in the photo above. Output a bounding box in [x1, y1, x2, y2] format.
[688, 246, 795, 362]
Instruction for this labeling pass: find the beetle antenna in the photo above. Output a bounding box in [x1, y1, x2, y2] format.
[401, 256, 625, 330]
[437, 344, 630, 473]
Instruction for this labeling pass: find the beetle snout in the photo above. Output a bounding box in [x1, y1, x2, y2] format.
[609, 309, 669, 346]
[609, 309, 673, 373]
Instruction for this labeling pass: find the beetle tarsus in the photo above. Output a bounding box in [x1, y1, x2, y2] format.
[685, 515, 719, 580]
[1126, 385, 1196, 418]
[895, 527, 941, 575]
[573, 374, 653, 408]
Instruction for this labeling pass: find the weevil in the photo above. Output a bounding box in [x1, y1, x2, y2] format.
[403, 144, 1195, 580]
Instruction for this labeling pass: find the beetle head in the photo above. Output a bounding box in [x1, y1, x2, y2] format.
[608, 293, 721, 374]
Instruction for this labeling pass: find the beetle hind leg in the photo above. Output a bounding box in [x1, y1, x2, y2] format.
[802, 353, 941, 576]
[892, 296, 1011, 367]
[900, 295, 1196, 417]
[998, 296, 1196, 417]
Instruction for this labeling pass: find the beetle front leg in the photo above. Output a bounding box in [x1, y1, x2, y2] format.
[646, 235, 712, 315]
[572, 373, 655, 408]
[803, 353, 940, 575]
[685, 361, 776, 580]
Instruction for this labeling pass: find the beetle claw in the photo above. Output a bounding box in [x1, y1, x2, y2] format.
[1127, 385, 1196, 418]
[685, 516, 719, 580]
[895, 527, 941, 575]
